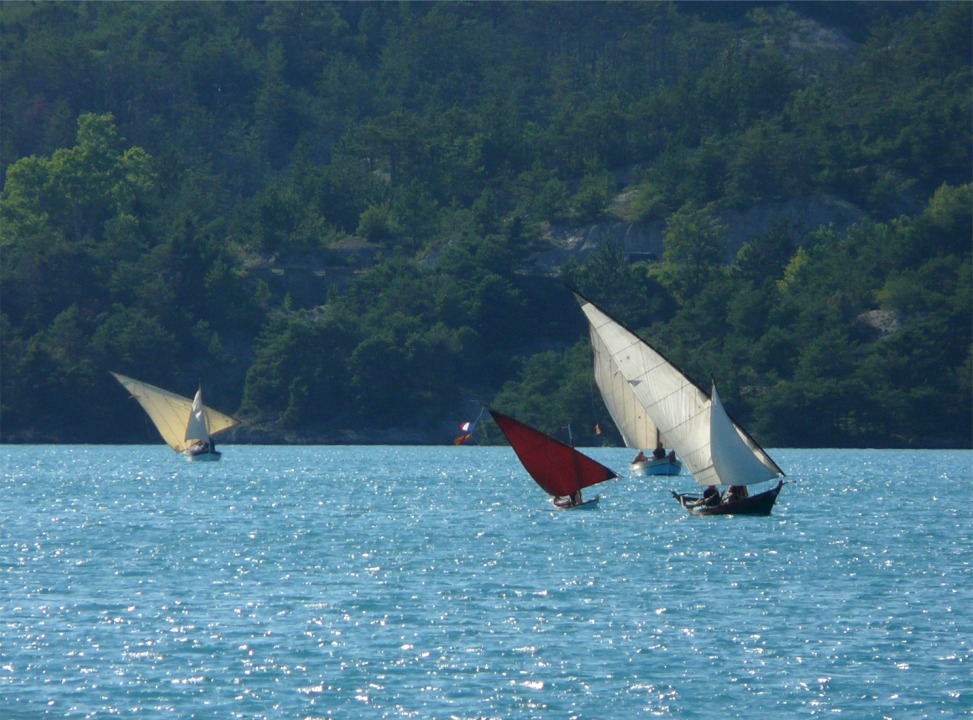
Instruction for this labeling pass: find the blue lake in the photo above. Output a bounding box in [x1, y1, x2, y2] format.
[0, 445, 970, 719]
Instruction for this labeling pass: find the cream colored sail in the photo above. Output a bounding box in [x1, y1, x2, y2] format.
[112, 373, 239, 453]
[589, 322, 659, 449]
[576, 294, 782, 486]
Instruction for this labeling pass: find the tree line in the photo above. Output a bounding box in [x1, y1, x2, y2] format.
[1, 2, 970, 447]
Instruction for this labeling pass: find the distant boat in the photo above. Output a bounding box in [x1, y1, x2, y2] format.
[632, 452, 683, 477]
[582, 300, 682, 476]
[111, 372, 240, 461]
[488, 407, 618, 509]
[573, 291, 785, 515]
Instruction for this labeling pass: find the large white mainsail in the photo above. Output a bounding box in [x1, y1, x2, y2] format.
[575, 292, 783, 487]
[112, 372, 239, 453]
[589, 323, 659, 450]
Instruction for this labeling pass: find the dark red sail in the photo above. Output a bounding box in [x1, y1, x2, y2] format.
[489, 408, 618, 497]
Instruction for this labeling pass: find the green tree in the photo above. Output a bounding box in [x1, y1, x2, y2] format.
[240, 310, 357, 431]
[657, 201, 727, 302]
[491, 341, 605, 447]
[1, 113, 156, 331]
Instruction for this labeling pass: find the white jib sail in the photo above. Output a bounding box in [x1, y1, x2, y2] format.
[184, 388, 210, 445]
[709, 384, 780, 486]
[577, 295, 781, 486]
[112, 373, 239, 453]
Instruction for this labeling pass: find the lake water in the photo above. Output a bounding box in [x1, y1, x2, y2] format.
[0, 445, 970, 719]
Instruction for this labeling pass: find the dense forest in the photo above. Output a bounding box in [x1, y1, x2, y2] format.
[1, 2, 970, 448]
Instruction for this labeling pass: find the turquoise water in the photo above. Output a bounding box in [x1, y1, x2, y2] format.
[0, 445, 970, 719]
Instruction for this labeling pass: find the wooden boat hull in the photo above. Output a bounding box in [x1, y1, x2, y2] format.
[554, 495, 600, 510]
[632, 458, 682, 476]
[672, 481, 784, 516]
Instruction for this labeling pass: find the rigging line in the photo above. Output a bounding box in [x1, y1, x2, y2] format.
[588, 366, 617, 447]
[586, 360, 604, 430]
[585, 344, 615, 444]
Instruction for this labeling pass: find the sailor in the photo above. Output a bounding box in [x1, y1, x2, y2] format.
[725, 485, 749, 503]
[652, 442, 666, 460]
[688, 485, 721, 508]
[633, 450, 648, 463]
[553, 490, 583, 508]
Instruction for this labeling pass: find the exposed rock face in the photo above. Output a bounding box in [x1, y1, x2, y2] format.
[858, 309, 902, 337]
[246, 240, 379, 307]
[533, 195, 865, 274]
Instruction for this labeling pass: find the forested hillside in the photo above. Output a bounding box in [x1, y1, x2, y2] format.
[2, 2, 970, 447]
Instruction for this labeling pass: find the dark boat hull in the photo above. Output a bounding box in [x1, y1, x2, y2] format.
[672, 481, 784, 516]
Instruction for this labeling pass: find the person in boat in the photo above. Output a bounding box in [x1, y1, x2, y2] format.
[725, 485, 749, 503]
[652, 442, 666, 460]
[633, 450, 648, 464]
[667, 449, 676, 462]
[688, 485, 721, 508]
[553, 490, 583, 508]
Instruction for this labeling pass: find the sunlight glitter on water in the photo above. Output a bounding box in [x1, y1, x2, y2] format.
[0, 445, 970, 719]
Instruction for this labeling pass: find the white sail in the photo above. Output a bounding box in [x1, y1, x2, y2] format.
[589, 323, 659, 449]
[112, 372, 239, 453]
[576, 294, 782, 486]
[709, 384, 779, 486]
[184, 388, 210, 444]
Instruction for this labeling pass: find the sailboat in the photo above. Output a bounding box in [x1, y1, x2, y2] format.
[111, 372, 240, 461]
[488, 407, 618, 510]
[573, 291, 785, 515]
[586, 314, 682, 476]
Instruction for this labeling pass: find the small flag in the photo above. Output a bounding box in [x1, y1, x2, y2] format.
[454, 420, 475, 445]
[595, 424, 602, 435]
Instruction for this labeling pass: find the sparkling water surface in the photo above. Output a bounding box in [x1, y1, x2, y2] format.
[1, 445, 970, 719]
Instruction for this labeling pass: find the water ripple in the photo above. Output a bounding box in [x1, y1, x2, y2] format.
[0, 445, 970, 718]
